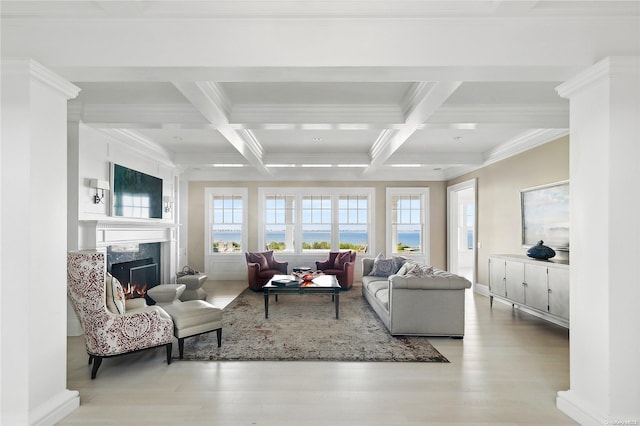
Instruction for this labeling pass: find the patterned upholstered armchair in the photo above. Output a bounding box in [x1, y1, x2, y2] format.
[67, 250, 174, 379]
[316, 250, 356, 289]
[245, 251, 288, 291]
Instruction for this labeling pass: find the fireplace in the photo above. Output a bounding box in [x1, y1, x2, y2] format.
[107, 242, 161, 304]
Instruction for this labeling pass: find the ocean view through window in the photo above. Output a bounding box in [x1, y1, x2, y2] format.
[260, 188, 374, 254]
[387, 188, 429, 257]
[206, 188, 248, 255]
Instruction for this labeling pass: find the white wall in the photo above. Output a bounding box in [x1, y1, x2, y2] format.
[72, 124, 177, 228]
[1, 60, 80, 426]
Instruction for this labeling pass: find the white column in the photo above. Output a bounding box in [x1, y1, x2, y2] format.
[1, 60, 80, 425]
[556, 57, 640, 425]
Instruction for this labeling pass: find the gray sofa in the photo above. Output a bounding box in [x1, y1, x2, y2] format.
[362, 258, 472, 337]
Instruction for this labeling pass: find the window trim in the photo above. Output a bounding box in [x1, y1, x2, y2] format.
[259, 187, 375, 255]
[204, 187, 248, 256]
[386, 187, 430, 264]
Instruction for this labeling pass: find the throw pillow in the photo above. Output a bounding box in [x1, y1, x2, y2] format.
[262, 250, 278, 269]
[396, 261, 419, 276]
[249, 252, 270, 270]
[392, 256, 408, 273]
[105, 273, 126, 314]
[333, 251, 351, 269]
[406, 263, 434, 278]
[369, 253, 397, 277]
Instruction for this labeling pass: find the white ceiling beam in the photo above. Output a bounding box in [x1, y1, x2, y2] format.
[363, 81, 463, 175]
[54, 66, 582, 84]
[425, 104, 569, 129]
[229, 104, 404, 125]
[492, 0, 539, 15]
[262, 153, 370, 165]
[70, 102, 209, 128]
[96, 1, 147, 17]
[388, 152, 484, 166]
[172, 81, 270, 175]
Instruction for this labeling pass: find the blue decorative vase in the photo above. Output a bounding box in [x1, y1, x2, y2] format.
[526, 240, 556, 260]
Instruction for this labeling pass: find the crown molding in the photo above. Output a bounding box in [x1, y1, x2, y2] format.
[429, 104, 568, 127]
[100, 128, 175, 167]
[238, 129, 264, 159]
[556, 56, 640, 99]
[4, 1, 638, 20]
[483, 128, 569, 166]
[2, 59, 80, 99]
[78, 103, 207, 125]
[195, 81, 232, 117]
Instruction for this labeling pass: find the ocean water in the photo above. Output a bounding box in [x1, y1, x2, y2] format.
[214, 231, 420, 248]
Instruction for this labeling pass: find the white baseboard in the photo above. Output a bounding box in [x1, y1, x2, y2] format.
[557, 391, 640, 426]
[30, 389, 79, 426]
[556, 390, 603, 426]
[473, 283, 489, 297]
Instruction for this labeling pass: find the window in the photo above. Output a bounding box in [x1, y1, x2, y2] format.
[259, 188, 373, 254]
[205, 188, 248, 254]
[464, 203, 475, 250]
[302, 195, 332, 251]
[387, 188, 429, 258]
[339, 195, 369, 253]
[264, 194, 295, 252]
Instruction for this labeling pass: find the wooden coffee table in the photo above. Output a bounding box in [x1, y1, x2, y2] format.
[263, 274, 341, 319]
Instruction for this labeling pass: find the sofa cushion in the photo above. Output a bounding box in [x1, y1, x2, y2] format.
[105, 273, 126, 314]
[365, 280, 388, 295]
[362, 274, 387, 288]
[375, 288, 390, 310]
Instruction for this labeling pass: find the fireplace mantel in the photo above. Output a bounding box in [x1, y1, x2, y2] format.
[79, 219, 178, 249]
[78, 218, 179, 287]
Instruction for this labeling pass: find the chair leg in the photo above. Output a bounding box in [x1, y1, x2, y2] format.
[90, 356, 103, 380]
[178, 338, 185, 359]
[88, 355, 93, 365]
[216, 328, 222, 347]
[166, 342, 173, 364]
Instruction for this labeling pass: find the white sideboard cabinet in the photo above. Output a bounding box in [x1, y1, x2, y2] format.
[488, 254, 569, 328]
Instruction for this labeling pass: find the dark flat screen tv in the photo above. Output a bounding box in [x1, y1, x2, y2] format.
[112, 163, 163, 219]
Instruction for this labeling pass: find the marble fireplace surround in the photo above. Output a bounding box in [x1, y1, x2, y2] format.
[68, 219, 179, 336]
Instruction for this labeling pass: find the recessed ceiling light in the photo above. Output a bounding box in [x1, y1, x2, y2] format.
[211, 164, 244, 168]
[453, 136, 463, 141]
[312, 137, 322, 142]
[172, 136, 183, 141]
[337, 164, 368, 168]
[301, 164, 332, 168]
[266, 164, 296, 168]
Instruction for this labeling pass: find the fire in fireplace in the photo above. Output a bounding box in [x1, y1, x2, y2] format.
[111, 258, 159, 302]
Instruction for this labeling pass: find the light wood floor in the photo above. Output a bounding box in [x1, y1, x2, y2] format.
[61, 281, 576, 425]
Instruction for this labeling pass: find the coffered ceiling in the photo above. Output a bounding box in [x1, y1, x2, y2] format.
[2, 1, 639, 181]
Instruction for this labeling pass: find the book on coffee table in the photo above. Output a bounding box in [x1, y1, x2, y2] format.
[271, 277, 301, 287]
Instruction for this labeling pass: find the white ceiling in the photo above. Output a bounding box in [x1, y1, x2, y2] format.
[3, 1, 639, 181]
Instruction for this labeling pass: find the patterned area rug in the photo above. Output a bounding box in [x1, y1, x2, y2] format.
[176, 288, 448, 362]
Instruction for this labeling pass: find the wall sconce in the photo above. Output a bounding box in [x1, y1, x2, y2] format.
[90, 179, 110, 204]
[163, 195, 174, 213]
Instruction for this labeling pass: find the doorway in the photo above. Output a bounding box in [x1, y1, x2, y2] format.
[447, 179, 477, 285]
